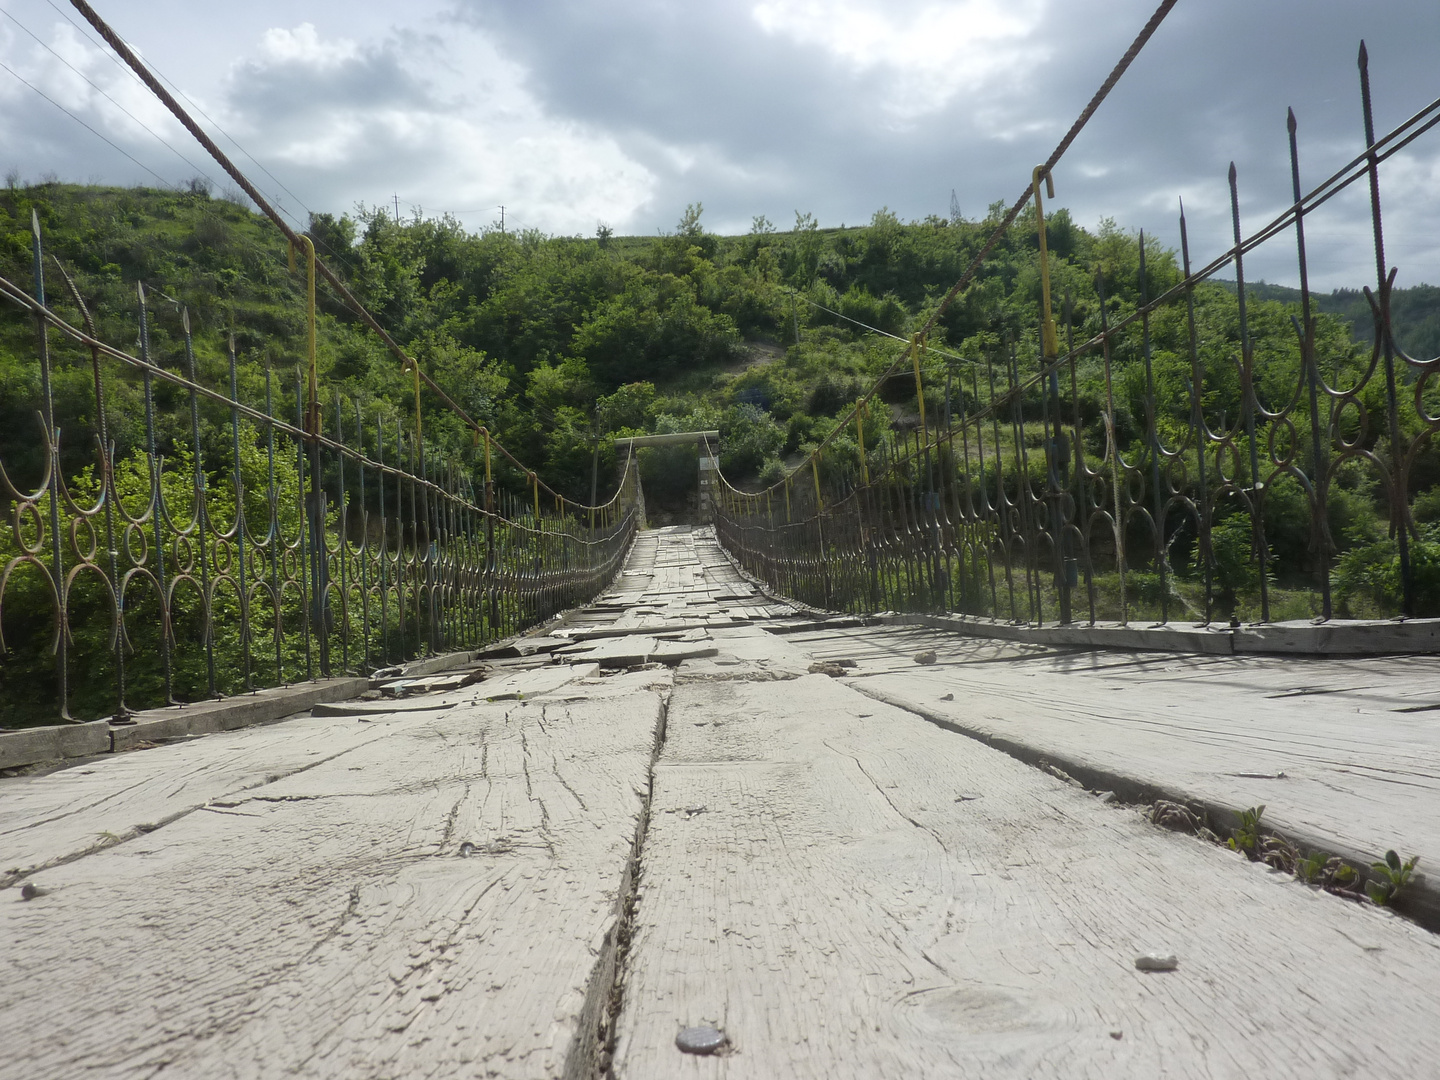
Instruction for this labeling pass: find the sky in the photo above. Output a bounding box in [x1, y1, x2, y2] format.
[0, 0, 1436, 290]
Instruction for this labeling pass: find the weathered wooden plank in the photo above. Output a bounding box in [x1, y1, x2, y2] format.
[804, 624, 1440, 878]
[0, 669, 670, 1080]
[613, 668, 1440, 1078]
[789, 624, 1068, 668]
[0, 710, 412, 887]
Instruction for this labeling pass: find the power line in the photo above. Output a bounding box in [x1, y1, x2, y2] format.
[792, 290, 972, 365]
[0, 62, 354, 350]
[40, 0, 293, 206]
[62, 0, 555, 489]
[37, 0, 358, 272]
[2, 7, 219, 186]
[794, 293, 909, 344]
[730, 0, 1182, 498]
[0, 57, 174, 189]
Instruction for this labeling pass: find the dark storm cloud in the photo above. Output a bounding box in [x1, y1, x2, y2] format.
[450, 0, 1011, 229]
[451, 0, 1440, 287]
[1017, 0, 1440, 285]
[226, 30, 436, 117]
[0, 1, 1434, 288]
[215, 24, 462, 200]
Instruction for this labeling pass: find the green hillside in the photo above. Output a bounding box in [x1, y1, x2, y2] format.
[0, 182, 1432, 519]
[1234, 279, 1440, 361]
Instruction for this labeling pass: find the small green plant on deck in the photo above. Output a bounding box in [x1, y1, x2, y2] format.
[1366, 850, 1420, 906]
[1227, 805, 1265, 860]
[1295, 850, 1328, 885]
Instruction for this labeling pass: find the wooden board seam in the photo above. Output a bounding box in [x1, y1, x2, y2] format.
[849, 681, 1440, 934]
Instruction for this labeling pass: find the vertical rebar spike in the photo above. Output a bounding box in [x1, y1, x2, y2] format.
[32, 212, 70, 719]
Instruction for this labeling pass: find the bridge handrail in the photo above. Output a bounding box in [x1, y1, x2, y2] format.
[65, 0, 599, 517]
[712, 38, 1440, 628]
[0, 231, 642, 725]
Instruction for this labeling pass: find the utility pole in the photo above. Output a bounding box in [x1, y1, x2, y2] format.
[392, 193, 399, 220]
[499, 205, 505, 233]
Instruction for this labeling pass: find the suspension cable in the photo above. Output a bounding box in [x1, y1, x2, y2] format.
[65, 0, 586, 508]
[733, 0, 1181, 500]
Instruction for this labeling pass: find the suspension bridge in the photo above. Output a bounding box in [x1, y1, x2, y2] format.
[4, 0, 1440, 1075]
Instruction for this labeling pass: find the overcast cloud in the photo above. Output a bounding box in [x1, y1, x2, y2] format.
[0, 0, 1435, 290]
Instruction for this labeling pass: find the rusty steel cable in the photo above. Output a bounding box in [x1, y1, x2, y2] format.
[922, 0, 1181, 338]
[714, 37, 1440, 629]
[747, 0, 1181, 496]
[65, 0, 582, 508]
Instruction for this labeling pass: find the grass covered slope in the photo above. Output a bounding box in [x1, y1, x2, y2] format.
[1, 183, 1439, 628]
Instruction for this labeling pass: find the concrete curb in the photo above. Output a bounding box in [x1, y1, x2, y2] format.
[0, 552, 641, 773]
[110, 677, 372, 752]
[879, 613, 1440, 657]
[2, 655, 477, 772]
[709, 529, 1440, 658]
[0, 720, 113, 771]
[880, 613, 1232, 654]
[853, 682, 1440, 934]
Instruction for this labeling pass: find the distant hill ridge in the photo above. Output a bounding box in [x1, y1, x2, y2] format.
[1217, 279, 1440, 361]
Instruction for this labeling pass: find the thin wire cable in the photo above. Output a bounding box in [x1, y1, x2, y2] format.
[1, 7, 220, 186]
[65, 0, 585, 507]
[724, 0, 1181, 500]
[797, 296, 908, 344]
[6, 9, 500, 482]
[792, 291, 979, 365]
[922, 0, 1180, 337]
[0, 57, 174, 188]
[37, 0, 476, 279]
[41, 0, 305, 219]
[37, 0, 368, 277]
[0, 60, 325, 310]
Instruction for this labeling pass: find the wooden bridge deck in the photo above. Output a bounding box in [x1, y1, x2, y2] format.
[3, 526, 1440, 1078]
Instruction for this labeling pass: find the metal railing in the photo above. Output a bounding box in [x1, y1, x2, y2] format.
[716, 44, 1440, 629]
[0, 217, 640, 725]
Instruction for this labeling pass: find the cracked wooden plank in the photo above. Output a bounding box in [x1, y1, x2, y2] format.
[0, 669, 670, 1080]
[0, 710, 416, 887]
[804, 624, 1440, 881]
[613, 668, 1440, 1078]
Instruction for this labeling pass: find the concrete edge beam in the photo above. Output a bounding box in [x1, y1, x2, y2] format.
[880, 613, 1440, 657]
[1233, 618, 1440, 655]
[2, 579, 626, 773]
[110, 678, 372, 752]
[885, 614, 1234, 654]
[0, 720, 113, 771]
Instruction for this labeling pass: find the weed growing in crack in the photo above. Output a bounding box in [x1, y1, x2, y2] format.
[1295, 850, 1328, 885]
[1259, 834, 1298, 873]
[1227, 805, 1265, 859]
[1366, 850, 1420, 906]
[1323, 857, 1362, 894]
[1147, 800, 1369, 903]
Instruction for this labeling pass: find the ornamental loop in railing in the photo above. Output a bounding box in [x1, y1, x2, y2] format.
[715, 41, 1440, 632]
[0, 214, 641, 726]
